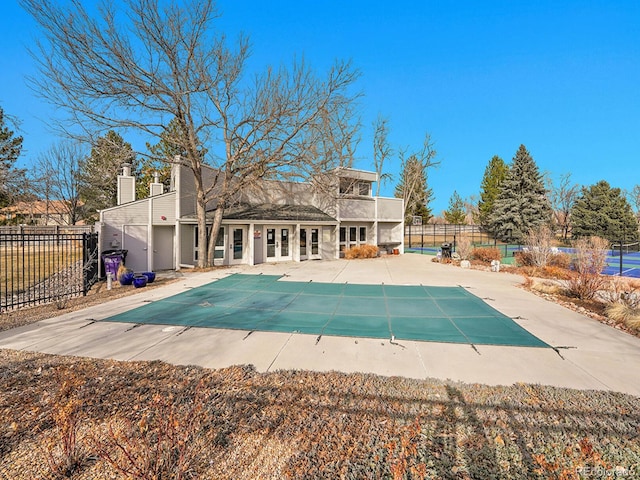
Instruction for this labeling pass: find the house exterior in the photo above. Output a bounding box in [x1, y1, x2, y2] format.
[98, 163, 404, 273]
[0, 200, 80, 226]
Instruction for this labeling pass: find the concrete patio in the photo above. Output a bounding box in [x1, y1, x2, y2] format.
[2, 254, 639, 396]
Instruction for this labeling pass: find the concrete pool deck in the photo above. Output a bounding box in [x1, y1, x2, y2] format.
[2, 254, 640, 396]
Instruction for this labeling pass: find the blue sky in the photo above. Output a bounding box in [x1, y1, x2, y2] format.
[2, 0, 639, 214]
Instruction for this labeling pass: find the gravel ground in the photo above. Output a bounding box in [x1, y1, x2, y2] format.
[1, 269, 639, 478]
[0, 349, 638, 479]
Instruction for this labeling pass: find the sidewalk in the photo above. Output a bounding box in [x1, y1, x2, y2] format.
[1, 254, 639, 396]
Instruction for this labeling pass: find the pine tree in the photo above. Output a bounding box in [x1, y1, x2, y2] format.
[489, 145, 551, 243]
[571, 180, 639, 242]
[444, 190, 467, 224]
[394, 154, 434, 224]
[78, 131, 137, 220]
[477, 155, 508, 230]
[0, 108, 24, 207]
[139, 119, 188, 199]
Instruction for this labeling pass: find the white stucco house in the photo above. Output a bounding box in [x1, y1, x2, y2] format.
[98, 162, 404, 273]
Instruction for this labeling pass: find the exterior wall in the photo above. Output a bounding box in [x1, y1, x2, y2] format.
[179, 223, 195, 267]
[337, 198, 376, 220]
[378, 222, 404, 252]
[150, 192, 176, 225]
[100, 199, 150, 252]
[376, 197, 404, 221]
[321, 226, 336, 259]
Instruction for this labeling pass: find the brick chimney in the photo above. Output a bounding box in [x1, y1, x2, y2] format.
[117, 163, 135, 205]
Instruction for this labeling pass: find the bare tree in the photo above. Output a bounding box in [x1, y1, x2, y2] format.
[22, 0, 360, 266]
[32, 141, 85, 225]
[372, 115, 393, 196]
[550, 172, 579, 241]
[628, 185, 640, 221]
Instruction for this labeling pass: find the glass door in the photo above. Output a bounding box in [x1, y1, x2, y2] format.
[266, 228, 276, 258]
[265, 226, 292, 262]
[280, 228, 289, 257]
[229, 227, 246, 264]
[300, 228, 307, 259]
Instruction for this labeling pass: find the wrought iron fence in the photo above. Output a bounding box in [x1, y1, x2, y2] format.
[0, 232, 99, 311]
[404, 224, 496, 248]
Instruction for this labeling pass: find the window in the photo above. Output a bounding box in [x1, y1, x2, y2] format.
[339, 224, 371, 257]
[340, 178, 371, 196]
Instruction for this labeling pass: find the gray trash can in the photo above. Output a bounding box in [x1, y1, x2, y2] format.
[441, 243, 451, 259]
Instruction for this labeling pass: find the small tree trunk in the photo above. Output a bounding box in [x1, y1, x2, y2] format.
[206, 207, 224, 266]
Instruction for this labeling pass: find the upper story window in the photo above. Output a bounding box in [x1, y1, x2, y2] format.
[339, 178, 371, 197]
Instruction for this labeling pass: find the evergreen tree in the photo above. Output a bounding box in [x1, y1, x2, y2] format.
[571, 180, 639, 242]
[394, 154, 434, 224]
[477, 155, 508, 229]
[489, 145, 552, 243]
[0, 108, 24, 207]
[139, 119, 187, 199]
[78, 131, 136, 221]
[444, 190, 467, 224]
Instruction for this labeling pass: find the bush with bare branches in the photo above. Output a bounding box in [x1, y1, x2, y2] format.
[471, 247, 502, 263]
[565, 236, 609, 300]
[455, 234, 473, 261]
[523, 225, 555, 267]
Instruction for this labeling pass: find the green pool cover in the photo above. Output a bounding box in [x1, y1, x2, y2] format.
[104, 274, 548, 347]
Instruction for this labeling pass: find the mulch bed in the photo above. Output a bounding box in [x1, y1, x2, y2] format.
[1, 349, 639, 479]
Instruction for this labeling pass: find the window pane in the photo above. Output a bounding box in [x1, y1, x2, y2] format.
[215, 227, 225, 246]
[311, 228, 319, 255]
[339, 227, 346, 242]
[359, 227, 366, 242]
[358, 182, 369, 195]
[349, 227, 357, 242]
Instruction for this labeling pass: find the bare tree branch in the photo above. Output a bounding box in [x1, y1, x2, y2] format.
[22, 0, 361, 266]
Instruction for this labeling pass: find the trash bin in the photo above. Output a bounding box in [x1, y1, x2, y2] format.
[101, 249, 128, 280]
[441, 243, 451, 259]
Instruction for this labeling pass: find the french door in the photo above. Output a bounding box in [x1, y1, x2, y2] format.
[266, 226, 292, 262]
[300, 227, 320, 261]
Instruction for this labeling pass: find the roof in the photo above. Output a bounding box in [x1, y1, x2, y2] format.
[183, 203, 337, 223]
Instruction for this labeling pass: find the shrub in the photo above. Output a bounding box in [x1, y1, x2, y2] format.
[471, 247, 501, 263]
[524, 225, 555, 267]
[344, 244, 379, 259]
[92, 381, 209, 480]
[603, 278, 640, 331]
[45, 370, 86, 478]
[565, 236, 609, 300]
[455, 235, 473, 261]
[606, 303, 640, 331]
[515, 251, 571, 269]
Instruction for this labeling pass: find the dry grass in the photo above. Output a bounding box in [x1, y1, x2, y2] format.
[1, 350, 639, 479]
[0, 246, 81, 293]
[606, 303, 640, 331]
[344, 244, 379, 259]
[529, 279, 563, 295]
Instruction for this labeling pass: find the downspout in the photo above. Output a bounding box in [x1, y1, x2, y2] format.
[174, 156, 181, 271]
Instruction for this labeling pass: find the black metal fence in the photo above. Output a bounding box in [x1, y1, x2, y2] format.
[404, 224, 496, 248]
[0, 232, 99, 311]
